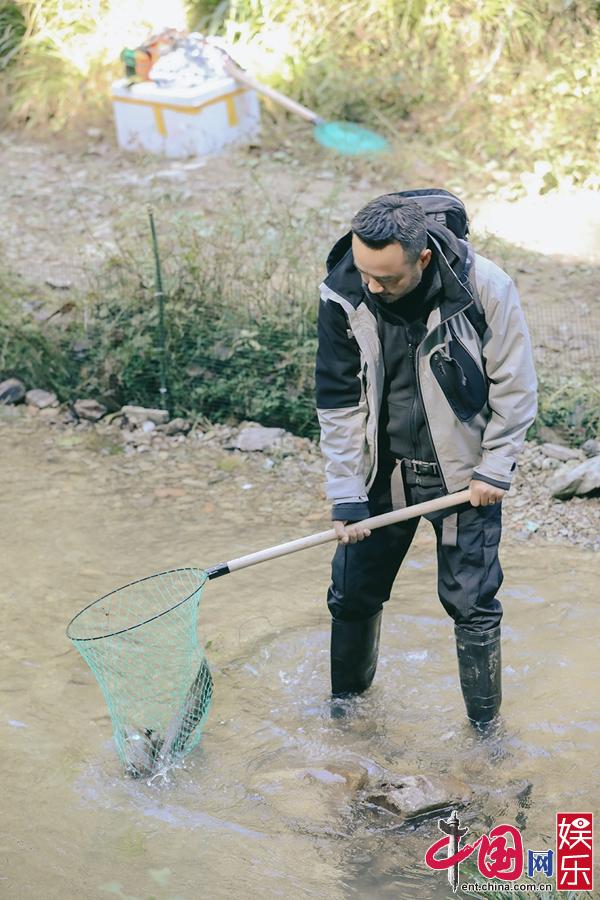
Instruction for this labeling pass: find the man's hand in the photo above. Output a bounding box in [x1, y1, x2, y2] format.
[469, 479, 506, 507]
[333, 520, 372, 545]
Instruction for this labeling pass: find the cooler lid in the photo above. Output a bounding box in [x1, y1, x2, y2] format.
[111, 76, 243, 107]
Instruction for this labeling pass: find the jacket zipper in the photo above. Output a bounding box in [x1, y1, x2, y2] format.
[327, 291, 478, 494]
[413, 301, 483, 491]
[408, 342, 419, 460]
[413, 341, 448, 491]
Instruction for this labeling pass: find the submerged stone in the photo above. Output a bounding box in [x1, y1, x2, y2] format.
[361, 773, 473, 821]
[249, 761, 368, 826]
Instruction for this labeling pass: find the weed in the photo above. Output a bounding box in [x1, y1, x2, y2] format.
[1, 197, 598, 446]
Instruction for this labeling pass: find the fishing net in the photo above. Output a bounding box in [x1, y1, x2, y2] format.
[313, 121, 389, 156]
[67, 568, 212, 778]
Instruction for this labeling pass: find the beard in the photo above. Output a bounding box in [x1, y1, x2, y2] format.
[364, 266, 424, 303]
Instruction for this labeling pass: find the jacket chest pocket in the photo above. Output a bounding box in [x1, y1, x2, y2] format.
[430, 334, 487, 422]
[360, 360, 370, 410]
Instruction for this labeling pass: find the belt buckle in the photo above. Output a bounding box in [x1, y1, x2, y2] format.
[411, 459, 436, 475]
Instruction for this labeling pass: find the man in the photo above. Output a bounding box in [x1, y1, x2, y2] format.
[315, 190, 537, 726]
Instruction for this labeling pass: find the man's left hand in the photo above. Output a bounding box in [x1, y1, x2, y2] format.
[469, 479, 506, 507]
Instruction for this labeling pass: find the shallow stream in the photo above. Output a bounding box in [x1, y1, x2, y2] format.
[1, 420, 598, 899]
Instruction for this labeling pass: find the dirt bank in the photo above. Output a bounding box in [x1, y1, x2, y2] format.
[2, 409, 598, 550]
[1, 125, 599, 550]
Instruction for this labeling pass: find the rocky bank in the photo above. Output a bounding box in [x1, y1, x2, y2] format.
[1, 378, 598, 551]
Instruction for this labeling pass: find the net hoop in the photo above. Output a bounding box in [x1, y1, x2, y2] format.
[313, 120, 390, 156]
[66, 567, 208, 643]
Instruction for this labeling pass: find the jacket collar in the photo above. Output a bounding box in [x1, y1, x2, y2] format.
[322, 224, 474, 320]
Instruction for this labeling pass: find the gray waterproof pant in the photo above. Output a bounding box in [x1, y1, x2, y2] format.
[327, 461, 503, 633]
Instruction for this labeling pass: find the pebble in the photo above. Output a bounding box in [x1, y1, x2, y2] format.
[161, 418, 191, 436]
[540, 442, 583, 462]
[73, 398, 107, 421]
[0, 378, 26, 404]
[2, 400, 599, 549]
[25, 389, 58, 409]
[228, 424, 286, 452]
[582, 439, 600, 458]
[38, 407, 59, 421]
[44, 277, 72, 290]
[120, 405, 170, 426]
[541, 457, 561, 470]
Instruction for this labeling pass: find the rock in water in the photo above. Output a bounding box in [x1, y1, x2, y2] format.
[248, 760, 369, 827]
[0, 378, 26, 404]
[361, 773, 473, 821]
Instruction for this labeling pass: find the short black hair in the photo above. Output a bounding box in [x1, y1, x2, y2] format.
[351, 194, 427, 263]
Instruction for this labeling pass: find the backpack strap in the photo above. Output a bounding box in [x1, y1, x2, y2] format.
[461, 244, 487, 342]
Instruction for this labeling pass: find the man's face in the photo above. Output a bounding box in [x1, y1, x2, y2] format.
[351, 234, 432, 302]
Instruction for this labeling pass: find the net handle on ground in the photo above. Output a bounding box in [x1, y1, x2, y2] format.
[206, 489, 471, 579]
[221, 56, 323, 124]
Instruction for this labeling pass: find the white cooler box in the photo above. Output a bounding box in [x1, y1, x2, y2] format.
[111, 76, 260, 158]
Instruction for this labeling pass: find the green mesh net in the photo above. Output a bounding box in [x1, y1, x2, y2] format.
[67, 568, 213, 778]
[313, 121, 389, 156]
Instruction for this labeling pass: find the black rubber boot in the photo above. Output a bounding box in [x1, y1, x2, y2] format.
[455, 624, 502, 726]
[331, 609, 383, 698]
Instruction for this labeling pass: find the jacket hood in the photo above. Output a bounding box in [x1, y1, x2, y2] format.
[323, 222, 474, 319]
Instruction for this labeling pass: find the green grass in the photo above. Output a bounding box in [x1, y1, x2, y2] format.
[531, 376, 600, 445]
[0, 200, 322, 437]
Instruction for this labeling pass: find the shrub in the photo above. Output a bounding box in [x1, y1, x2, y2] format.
[1, 202, 597, 446]
[2, 1, 599, 187]
[0, 202, 323, 438]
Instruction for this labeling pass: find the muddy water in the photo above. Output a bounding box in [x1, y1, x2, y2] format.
[1, 420, 598, 900]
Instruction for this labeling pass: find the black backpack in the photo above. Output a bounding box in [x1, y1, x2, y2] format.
[392, 188, 487, 341]
[393, 188, 470, 239]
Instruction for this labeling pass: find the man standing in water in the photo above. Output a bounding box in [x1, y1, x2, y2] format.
[315, 191, 537, 726]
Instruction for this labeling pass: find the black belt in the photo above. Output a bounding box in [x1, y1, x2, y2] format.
[401, 458, 440, 476]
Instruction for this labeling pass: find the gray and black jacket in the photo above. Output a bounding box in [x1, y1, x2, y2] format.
[315, 223, 538, 520]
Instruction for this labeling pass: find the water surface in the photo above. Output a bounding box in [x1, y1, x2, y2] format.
[1, 420, 598, 899]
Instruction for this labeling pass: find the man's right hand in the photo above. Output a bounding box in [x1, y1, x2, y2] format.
[333, 520, 372, 545]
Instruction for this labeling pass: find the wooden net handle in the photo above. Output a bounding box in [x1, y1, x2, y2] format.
[207, 489, 471, 578]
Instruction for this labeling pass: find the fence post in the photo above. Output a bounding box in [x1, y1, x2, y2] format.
[148, 206, 171, 414]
